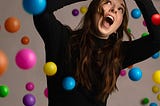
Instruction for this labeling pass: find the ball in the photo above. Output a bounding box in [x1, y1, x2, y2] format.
[0, 51, 8, 76]
[23, 0, 46, 15]
[131, 8, 141, 19]
[15, 48, 37, 70]
[80, 6, 87, 14]
[142, 97, 149, 105]
[43, 62, 57, 76]
[141, 32, 149, 37]
[4, 17, 20, 33]
[0, 85, 9, 97]
[128, 67, 142, 81]
[150, 102, 158, 106]
[21, 36, 30, 45]
[44, 88, 48, 98]
[62, 76, 76, 90]
[151, 14, 160, 26]
[120, 69, 126, 77]
[23, 93, 36, 106]
[152, 52, 160, 59]
[152, 70, 160, 84]
[26, 82, 34, 91]
[152, 85, 160, 94]
[72, 9, 79, 16]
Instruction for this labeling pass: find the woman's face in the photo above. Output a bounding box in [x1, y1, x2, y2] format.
[95, 0, 126, 39]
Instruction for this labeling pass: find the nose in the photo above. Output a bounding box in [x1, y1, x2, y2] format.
[109, 6, 117, 13]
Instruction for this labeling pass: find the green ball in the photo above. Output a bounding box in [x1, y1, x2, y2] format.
[141, 32, 149, 37]
[0, 85, 9, 97]
[142, 98, 149, 104]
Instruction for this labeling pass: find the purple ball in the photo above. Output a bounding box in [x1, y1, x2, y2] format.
[72, 9, 79, 16]
[23, 93, 36, 106]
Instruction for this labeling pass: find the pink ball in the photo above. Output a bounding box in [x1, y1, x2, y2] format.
[15, 48, 36, 70]
[26, 82, 34, 91]
[44, 88, 48, 98]
[120, 69, 126, 76]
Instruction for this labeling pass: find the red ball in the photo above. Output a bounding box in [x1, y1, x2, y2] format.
[151, 14, 160, 26]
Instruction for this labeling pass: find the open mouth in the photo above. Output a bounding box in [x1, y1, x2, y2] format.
[104, 16, 114, 26]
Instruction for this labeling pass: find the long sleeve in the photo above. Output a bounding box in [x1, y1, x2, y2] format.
[122, 0, 160, 68]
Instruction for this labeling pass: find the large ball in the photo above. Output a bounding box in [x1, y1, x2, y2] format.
[131, 8, 141, 19]
[128, 67, 142, 81]
[151, 14, 160, 26]
[0, 51, 8, 76]
[152, 70, 160, 84]
[43, 62, 57, 76]
[15, 48, 37, 70]
[23, 0, 46, 15]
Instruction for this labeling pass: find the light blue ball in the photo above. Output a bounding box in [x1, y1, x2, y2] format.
[152, 52, 160, 59]
[128, 67, 142, 81]
[62, 76, 76, 90]
[131, 8, 141, 19]
[150, 102, 158, 106]
[23, 0, 46, 15]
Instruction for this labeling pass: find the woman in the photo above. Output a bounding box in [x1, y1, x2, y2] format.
[33, 0, 160, 105]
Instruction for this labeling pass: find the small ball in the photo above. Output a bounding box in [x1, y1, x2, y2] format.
[80, 6, 87, 14]
[23, 0, 46, 15]
[152, 52, 160, 59]
[43, 62, 57, 76]
[151, 14, 160, 26]
[0, 51, 8, 76]
[128, 67, 142, 81]
[131, 8, 141, 19]
[0, 85, 9, 97]
[72, 9, 79, 16]
[152, 70, 160, 84]
[21, 36, 30, 45]
[150, 102, 158, 106]
[4, 17, 20, 33]
[152, 85, 160, 94]
[23, 93, 36, 106]
[15, 48, 37, 70]
[44, 88, 48, 98]
[141, 32, 149, 37]
[141, 97, 149, 105]
[120, 69, 126, 77]
[26, 82, 34, 91]
[62, 76, 76, 90]
[157, 94, 160, 101]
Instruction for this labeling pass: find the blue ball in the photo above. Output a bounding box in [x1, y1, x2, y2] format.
[131, 8, 141, 19]
[150, 102, 158, 106]
[62, 76, 76, 90]
[152, 52, 160, 59]
[128, 67, 142, 81]
[23, 0, 46, 15]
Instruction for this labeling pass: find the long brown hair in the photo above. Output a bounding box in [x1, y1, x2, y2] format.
[68, 0, 132, 102]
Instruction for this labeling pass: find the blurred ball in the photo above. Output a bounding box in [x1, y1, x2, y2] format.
[4, 17, 20, 33]
[15, 48, 37, 70]
[152, 85, 160, 94]
[151, 14, 160, 26]
[26, 82, 34, 91]
[150, 102, 158, 106]
[120, 69, 126, 77]
[157, 94, 160, 101]
[128, 67, 142, 81]
[62, 76, 76, 90]
[152, 52, 160, 59]
[0, 85, 9, 97]
[80, 6, 87, 14]
[44, 88, 48, 98]
[43, 62, 57, 76]
[21, 36, 30, 45]
[72, 9, 79, 16]
[152, 70, 160, 84]
[142, 97, 149, 105]
[141, 32, 149, 37]
[127, 65, 133, 69]
[131, 8, 141, 19]
[23, 93, 36, 106]
[143, 20, 146, 27]
[0, 51, 8, 76]
[127, 28, 131, 34]
[23, 0, 46, 15]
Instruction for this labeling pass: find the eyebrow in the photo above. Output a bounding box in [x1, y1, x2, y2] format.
[121, 3, 125, 9]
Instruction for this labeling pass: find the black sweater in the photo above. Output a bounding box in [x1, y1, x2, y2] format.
[33, 0, 160, 106]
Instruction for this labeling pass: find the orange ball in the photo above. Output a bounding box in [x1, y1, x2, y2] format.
[0, 51, 8, 76]
[4, 17, 20, 33]
[21, 36, 30, 45]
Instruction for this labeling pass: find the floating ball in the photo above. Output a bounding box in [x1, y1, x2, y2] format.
[62, 76, 76, 90]
[4, 17, 20, 33]
[120, 69, 126, 77]
[23, 0, 46, 15]
[23, 93, 36, 106]
[15, 48, 37, 70]
[141, 97, 149, 105]
[128, 67, 142, 81]
[72, 9, 79, 16]
[151, 14, 160, 26]
[44, 88, 48, 98]
[152, 70, 160, 84]
[150, 102, 158, 106]
[26, 82, 34, 91]
[131, 8, 141, 19]
[0, 85, 9, 97]
[152, 52, 160, 59]
[152, 85, 160, 94]
[21, 36, 30, 45]
[43, 62, 57, 76]
[80, 6, 87, 14]
[0, 51, 8, 76]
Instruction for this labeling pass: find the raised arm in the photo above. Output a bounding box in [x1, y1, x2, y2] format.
[122, 0, 160, 68]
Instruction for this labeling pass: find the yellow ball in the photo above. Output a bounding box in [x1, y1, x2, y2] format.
[152, 85, 160, 94]
[80, 6, 87, 14]
[152, 70, 160, 84]
[157, 94, 160, 101]
[43, 62, 57, 76]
